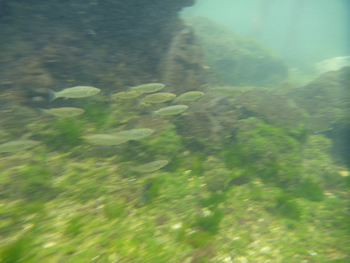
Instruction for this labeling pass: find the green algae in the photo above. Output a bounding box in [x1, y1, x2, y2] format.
[1, 234, 37, 263]
[40, 118, 84, 150]
[193, 208, 225, 234]
[104, 202, 124, 220]
[294, 177, 324, 202]
[274, 193, 302, 220]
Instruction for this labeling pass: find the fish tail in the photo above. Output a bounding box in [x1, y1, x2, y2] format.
[47, 88, 57, 102]
[35, 108, 46, 116]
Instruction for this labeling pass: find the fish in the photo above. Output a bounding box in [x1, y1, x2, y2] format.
[141, 93, 176, 104]
[36, 107, 85, 117]
[111, 90, 142, 100]
[113, 128, 155, 140]
[151, 105, 189, 120]
[127, 160, 168, 173]
[0, 140, 37, 153]
[47, 86, 100, 102]
[82, 134, 129, 146]
[228, 176, 251, 186]
[173, 91, 204, 103]
[130, 83, 165, 94]
[140, 182, 153, 203]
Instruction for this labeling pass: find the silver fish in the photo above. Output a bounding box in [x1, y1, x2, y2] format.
[48, 86, 100, 102]
[174, 91, 204, 103]
[130, 83, 165, 94]
[128, 160, 168, 173]
[142, 93, 176, 104]
[151, 105, 188, 119]
[82, 134, 129, 146]
[0, 140, 37, 153]
[37, 107, 85, 117]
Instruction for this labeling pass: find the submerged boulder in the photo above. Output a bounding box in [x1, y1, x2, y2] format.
[184, 17, 287, 87]
[0, 0, 204, 100]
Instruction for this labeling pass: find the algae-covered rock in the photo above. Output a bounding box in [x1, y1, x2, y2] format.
[184, 17, 287, 87]
[235, 88, 306, 131]
[227, 117, 304, 191]
[0, 0, 201, 101]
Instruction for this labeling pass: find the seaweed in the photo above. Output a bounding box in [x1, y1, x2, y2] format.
[274, 194, 302, 220]
[193, 208, 225, 234]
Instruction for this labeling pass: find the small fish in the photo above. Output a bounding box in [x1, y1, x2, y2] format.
[228, 176, 251, 186]
[113, 128, 155, 140]
[140, 182, 153, 203]
[127, 160, 168, 173]
[173, 91, 204, 103]
[82, 134, 129, 146]
[47, 86, 100, 102]
[130, 83, 165, 94]
[37, 107, 85, 117]
[111, 91, 142, 100]
[151, 105, 189, 120]
[142, 93, 176, 104]
[0, 140, 37, 153]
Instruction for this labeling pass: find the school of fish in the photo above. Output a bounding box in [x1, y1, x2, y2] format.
[1, 84, 205, 180]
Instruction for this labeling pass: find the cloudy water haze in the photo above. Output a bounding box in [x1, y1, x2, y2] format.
[0, 0, 349, 262]
[182, 0, 349, 66]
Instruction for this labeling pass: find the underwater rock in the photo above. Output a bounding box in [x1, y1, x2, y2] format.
[0, 0, 200, 101]
[235, 88, 306, 130]
[314, 56, 350, 75]
[184, 17, 287, 87]
[160, 26, 207, 94]
[174, 94, 238, 148]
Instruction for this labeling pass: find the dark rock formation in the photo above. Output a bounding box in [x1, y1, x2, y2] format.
[0, 0, 204, 103]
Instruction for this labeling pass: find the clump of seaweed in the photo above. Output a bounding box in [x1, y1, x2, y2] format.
[39, 118, 84, 150]
[274, 193, 302, 220]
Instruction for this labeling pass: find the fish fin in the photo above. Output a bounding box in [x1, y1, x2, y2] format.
[150, 110, 156, 120]
[63, 97, 68, 101]
[109, 92, 114, 100]
[35, 108, 46, 116]
[47, 88, 57, 102]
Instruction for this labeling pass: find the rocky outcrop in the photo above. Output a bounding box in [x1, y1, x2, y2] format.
[0, 0, 203, 103]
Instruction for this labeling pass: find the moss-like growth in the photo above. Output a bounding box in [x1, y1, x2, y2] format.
[201, 192, 226, 210]
[275, 194, 302, 220]
[104, 202, 124, 220]
[223, 117, 303, 192]
[78, 98, 111, 128]
[294, 178, 324, 202]
[193, 208, 225, 234]
[176, 224, 214, 248]
[40, 118, 84, 150]
[65, 213, 86, 237]
[16, 164, 59, 202]
[1, 235, 36, 263]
